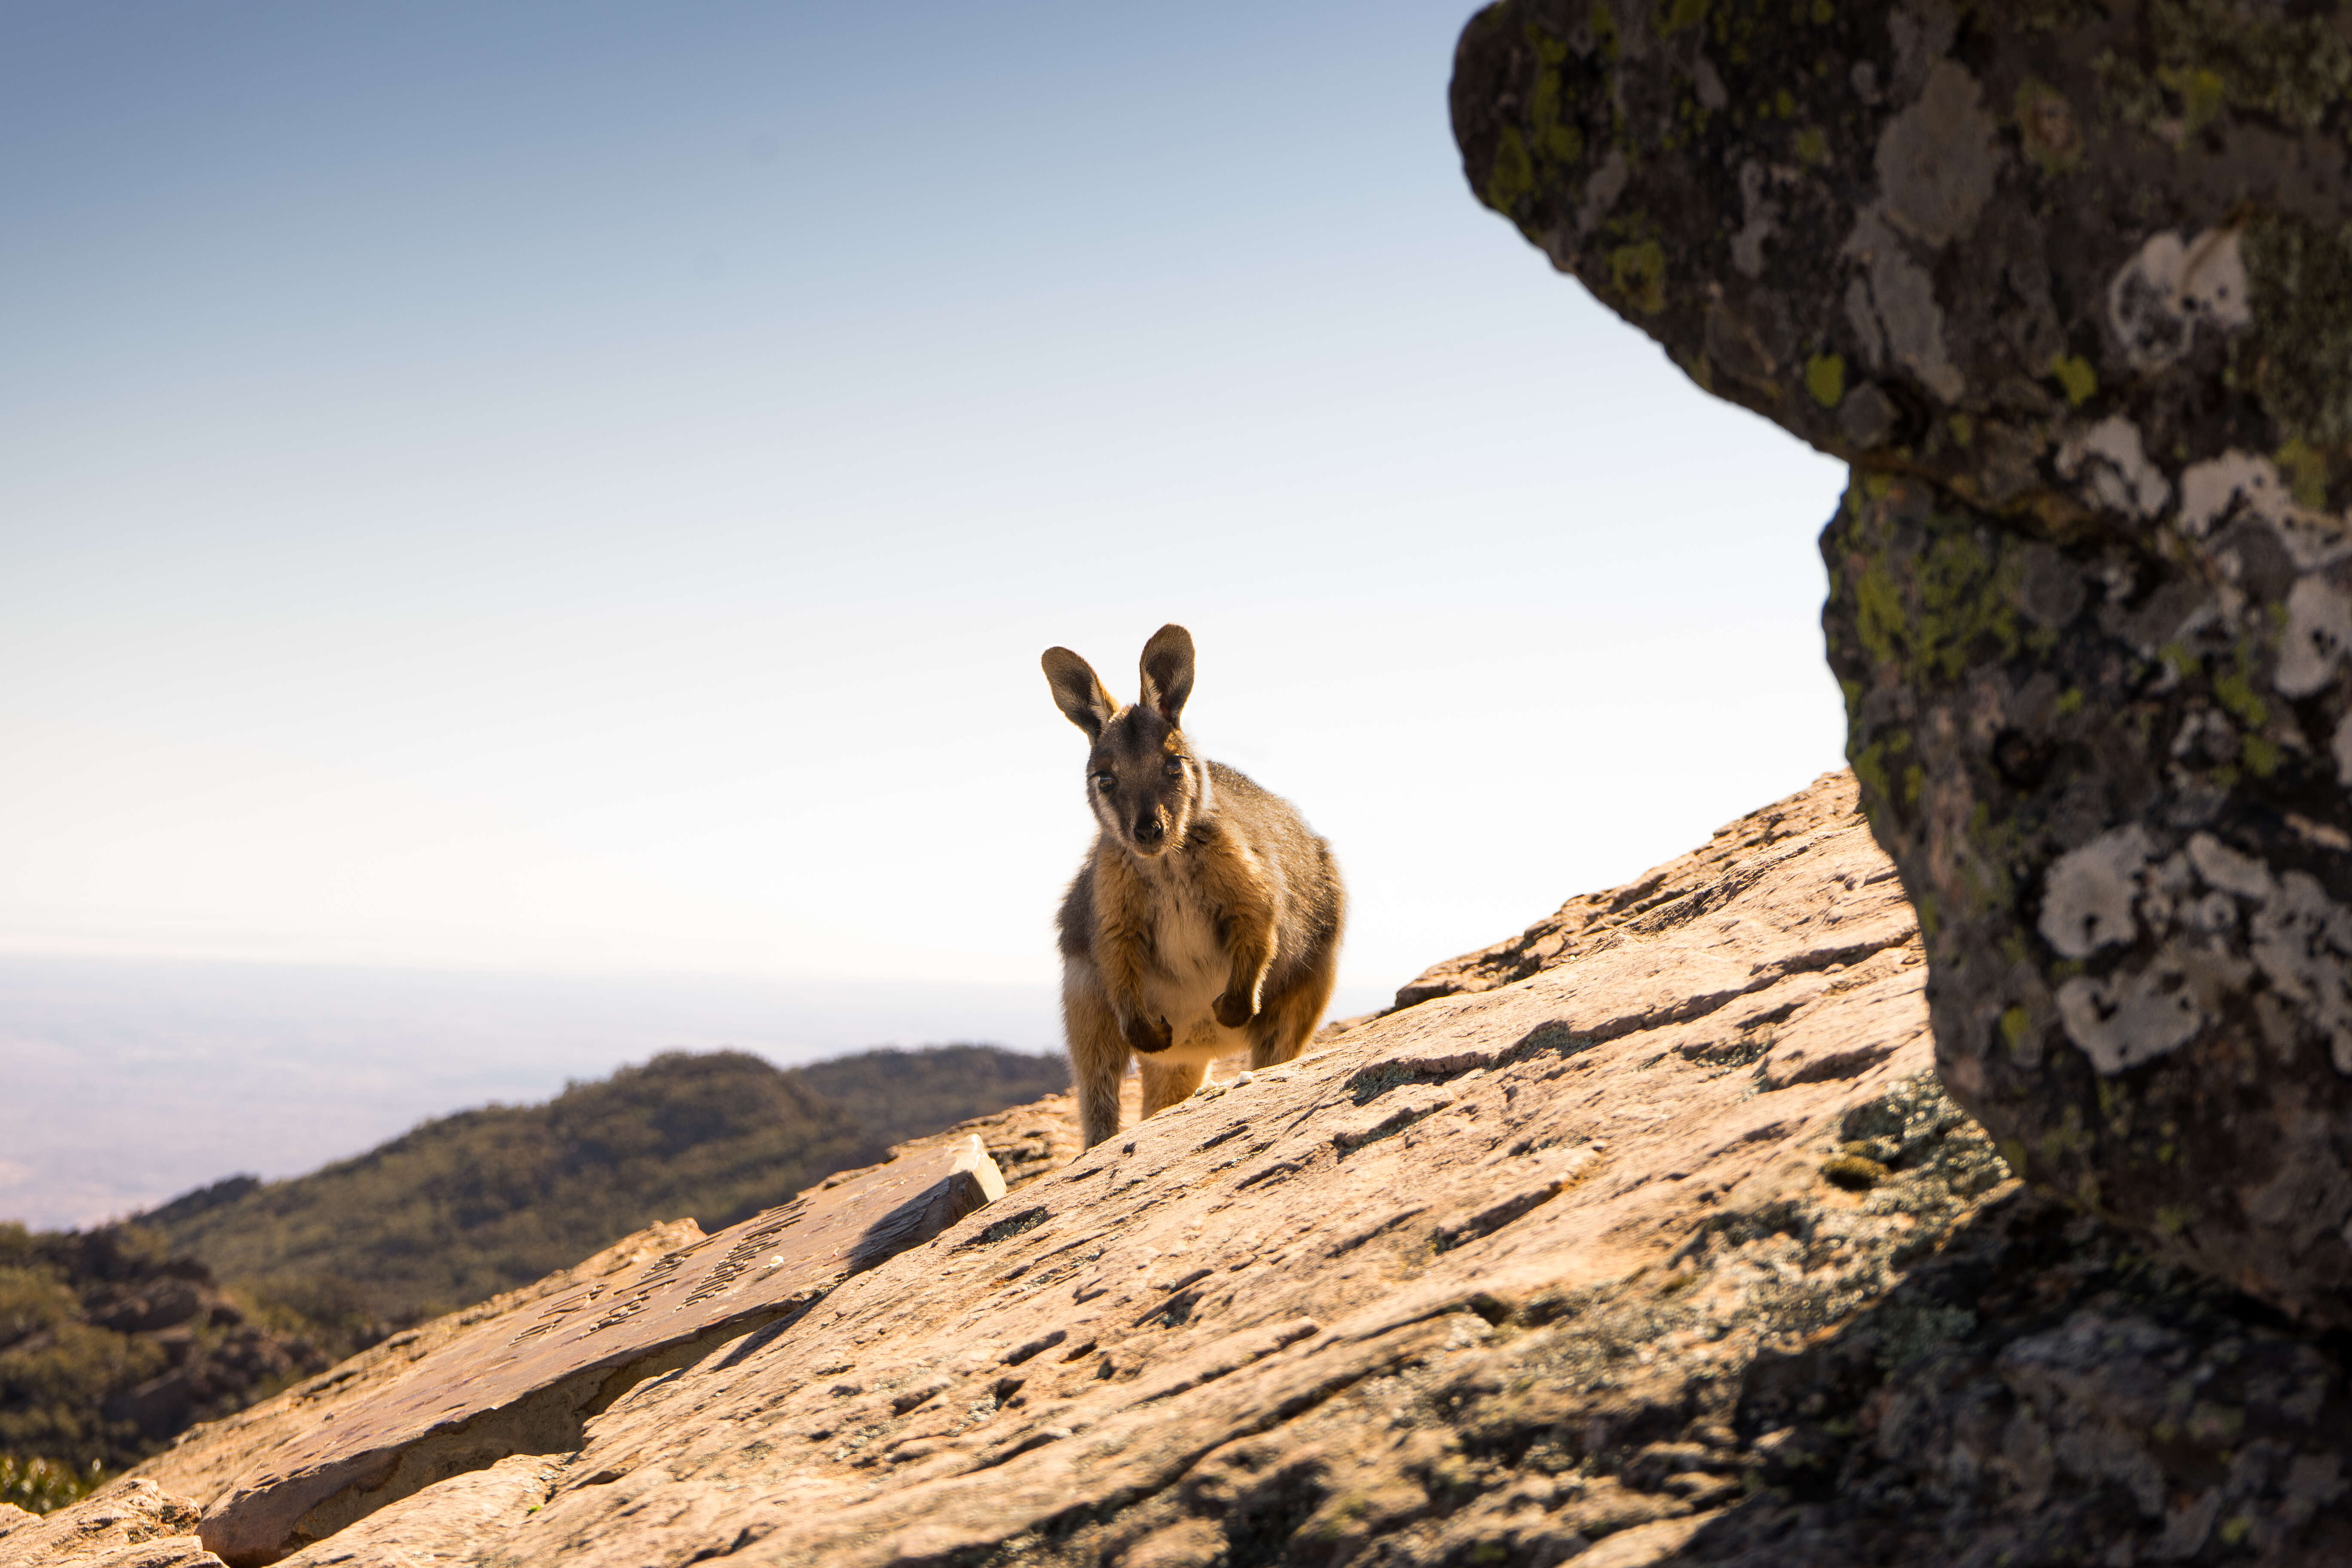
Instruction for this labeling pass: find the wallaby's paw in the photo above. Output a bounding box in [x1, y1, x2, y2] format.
[1120, 1012, 1173, 1054]
[1213, 991, 1257, 1028]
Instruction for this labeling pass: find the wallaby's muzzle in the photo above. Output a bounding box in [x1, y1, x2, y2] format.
[1133, 811, 1166, 848]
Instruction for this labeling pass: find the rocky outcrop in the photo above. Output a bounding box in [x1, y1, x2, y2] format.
[1451, 0, 2352, 1328]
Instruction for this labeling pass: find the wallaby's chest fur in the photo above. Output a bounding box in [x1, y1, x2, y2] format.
[1040, 623, 1345, 1150]
[1118, 829, 1257, 1064]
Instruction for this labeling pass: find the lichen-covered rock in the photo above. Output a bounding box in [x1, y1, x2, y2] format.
[1452, 0, 2352, 1325]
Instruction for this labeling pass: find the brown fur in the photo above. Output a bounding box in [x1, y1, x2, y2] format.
[1043, 625, 1345, 1149]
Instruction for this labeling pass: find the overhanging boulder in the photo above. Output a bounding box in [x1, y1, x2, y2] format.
[1452, 0, 2352, 1327]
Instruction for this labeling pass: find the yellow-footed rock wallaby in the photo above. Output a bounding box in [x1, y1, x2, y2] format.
[1041, 624, 1345, 1149]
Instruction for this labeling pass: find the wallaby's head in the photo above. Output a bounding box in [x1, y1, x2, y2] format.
[1041, 623, 1211, 859]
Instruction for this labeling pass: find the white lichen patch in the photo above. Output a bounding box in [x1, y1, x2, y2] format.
[2248, 872, 2352, 1076]
[1575, 148, 1629, 239]
[1843, 206, 1964, 400]
[2056, 962, 2203, 1074]
[2278, 577, 2352, 698]
[2187, 834, 2274, 902]
[2108, 228, 2251, 372]
[1833, 59, 2000, 405]
[1875, 61, 2001, 249]
[2049, 830, 2352, 1077]
[1843, 276, 1885, 368]
[2040, 827, 2352, 1076]
[2039, 825, 2153, 958]
[2057, 417, 2171, 520]
[1732, 159, 1780, 279]
[2178, 450, 2352, 570]
[1692, 55, 1728, 112]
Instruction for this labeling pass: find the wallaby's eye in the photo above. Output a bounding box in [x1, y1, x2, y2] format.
[1095, 773, 1116, 792]
[1163, 759, 1185, 778]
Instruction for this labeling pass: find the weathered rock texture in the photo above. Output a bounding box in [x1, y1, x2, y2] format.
[17, 773, 2349, 1566]
[0, 1477, 219, 1568]
[1452, 0, 2352, 1327]
[185, 1136, 1004, 1564]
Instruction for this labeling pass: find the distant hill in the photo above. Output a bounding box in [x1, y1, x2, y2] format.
[143, 1045, 1068, 1325]
[793, 1043, 1077, 1148]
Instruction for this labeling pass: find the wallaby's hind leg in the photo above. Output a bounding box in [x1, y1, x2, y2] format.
[1062, 965, 1129, 1149]
[1137, 1057, 1207, 1120]
[1249, 941, 1340, 1070]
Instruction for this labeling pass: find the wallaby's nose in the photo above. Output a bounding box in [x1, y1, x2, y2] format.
[1134, 812, 1163, 842]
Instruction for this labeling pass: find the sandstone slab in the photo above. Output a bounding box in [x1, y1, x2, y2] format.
[268, 1454, 560, 1568]
[129, 1217, 705, 1533]
[1452, 0, 2352, 1327]
[191, 1135, 1002, 1565]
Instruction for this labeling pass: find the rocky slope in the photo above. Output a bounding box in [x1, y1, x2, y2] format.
[15, 771, 2346, 1567]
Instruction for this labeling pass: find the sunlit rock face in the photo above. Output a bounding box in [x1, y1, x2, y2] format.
[1452, 0, 2352, 1325]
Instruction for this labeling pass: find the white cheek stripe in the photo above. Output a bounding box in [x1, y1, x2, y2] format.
[1195, 755, 1214, 816]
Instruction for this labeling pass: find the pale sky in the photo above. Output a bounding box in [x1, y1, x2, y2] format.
[0, 1, 1848, 1018]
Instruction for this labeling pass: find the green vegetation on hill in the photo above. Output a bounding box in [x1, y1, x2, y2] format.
[148, 1044, 1067, 1324]
[793, 1043, 1077, 1148]
[0, 1222, 342, 1488]
[1, 1043, 1066, 1503]
[148, 1051, 872, 1324]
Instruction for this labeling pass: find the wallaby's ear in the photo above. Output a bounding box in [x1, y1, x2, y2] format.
[1042, 647, 1118, 740]
[1138, 623, 1195, 726]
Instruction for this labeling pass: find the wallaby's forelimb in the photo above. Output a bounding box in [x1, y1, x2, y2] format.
[1062, 969, 1129, 1150]
[1250, 934, 1339, 1070]
[1091, 845, 1173, 1050]
[1199, 832, 1278, 1026]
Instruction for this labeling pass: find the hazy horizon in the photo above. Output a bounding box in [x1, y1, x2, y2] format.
[0, 949, 1099, 1230]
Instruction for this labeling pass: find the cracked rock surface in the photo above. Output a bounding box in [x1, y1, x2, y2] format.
[9, 774, 2347, 1565]
[1452, 0, 2352, 1326]
[0, 1477, 219, 1567]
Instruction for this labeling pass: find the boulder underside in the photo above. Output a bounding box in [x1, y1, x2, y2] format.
[1452, 0, 2352, 1327]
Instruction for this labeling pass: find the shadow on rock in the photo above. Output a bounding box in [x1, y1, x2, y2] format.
[1682, 1189, 2352, 1567]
